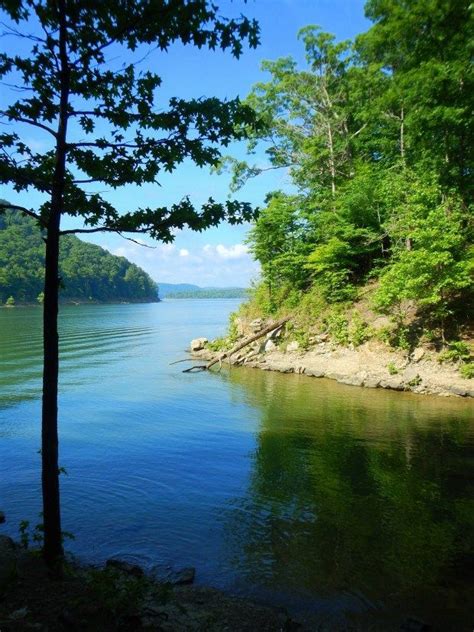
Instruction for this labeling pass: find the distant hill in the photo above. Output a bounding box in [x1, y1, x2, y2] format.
[0, 207, 158, 304]
[158, 283, 248, 299]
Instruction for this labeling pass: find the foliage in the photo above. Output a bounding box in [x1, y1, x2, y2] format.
[85, 567, 160, 619]
[0, 209, 157, 303]
[18, 520, 44, 549]
[460, 363, 474, 379]
[387, 362, 398, 376]
[324, 313, 350, 346]
[5, 295, 15, 306]
[348, 312, 371, 347]
[438, 341, 471, 364]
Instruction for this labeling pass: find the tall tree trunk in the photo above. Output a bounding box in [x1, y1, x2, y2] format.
[327, 121, 336, 199]
[42, 0, 69, 569]
[400, 107, 405, 162]
[42, 217, 62, 568]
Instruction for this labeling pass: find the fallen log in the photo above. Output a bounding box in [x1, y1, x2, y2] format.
[181, 316, 290, 373]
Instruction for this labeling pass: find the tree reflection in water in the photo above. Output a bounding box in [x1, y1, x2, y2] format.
[221, 369, 474, 628]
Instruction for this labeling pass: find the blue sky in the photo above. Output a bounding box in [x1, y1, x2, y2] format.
[1, 0, 369, 287]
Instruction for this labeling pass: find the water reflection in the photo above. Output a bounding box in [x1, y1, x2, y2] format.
[223, 368, 474, 627]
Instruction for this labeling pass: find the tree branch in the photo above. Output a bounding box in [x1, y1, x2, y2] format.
[0, 111, 58, 138]
[59, 226, 148, 236]
[0, 202, 44, 224]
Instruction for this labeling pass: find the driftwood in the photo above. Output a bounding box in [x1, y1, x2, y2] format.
[182, 316, 290, 373]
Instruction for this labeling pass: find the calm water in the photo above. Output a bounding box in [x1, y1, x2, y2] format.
[1, 301, 473, 629]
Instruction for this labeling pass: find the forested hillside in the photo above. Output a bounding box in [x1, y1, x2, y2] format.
[0, 209, 158, 304]
[158, 283, 247, 298]
[230, 0, 473, 348]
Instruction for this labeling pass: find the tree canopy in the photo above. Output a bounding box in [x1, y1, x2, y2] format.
[231, 1, 473, 331]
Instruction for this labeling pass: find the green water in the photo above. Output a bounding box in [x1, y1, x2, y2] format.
[0, 301, 473, 629]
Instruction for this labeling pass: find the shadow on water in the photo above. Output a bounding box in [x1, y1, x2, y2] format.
[219, 368, 474, 629]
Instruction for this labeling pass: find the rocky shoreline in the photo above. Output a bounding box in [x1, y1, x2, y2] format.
[0, 535, 297, 631]
[190, 320, 474, 399]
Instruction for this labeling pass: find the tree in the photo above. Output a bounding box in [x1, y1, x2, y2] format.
[0, 0, 260, 569]
[227, 3, 473, 322]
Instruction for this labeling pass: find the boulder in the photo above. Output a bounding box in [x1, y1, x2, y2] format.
[106, 558, 144, 577]
[364, 376, 381, 388]
[264, 339, 276, 352]
[412, 347, 425, 363]
[190, 337, 208, 352]
[150, 564, 195, 585]
[305, 369, 325, 378]
[380, 377, 404, 391]
[266, 325, 284, 340]
[250, 318, 263, 333]
[286, 341, 299, 352]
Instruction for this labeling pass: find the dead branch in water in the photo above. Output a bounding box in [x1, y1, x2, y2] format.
[181, 316, 291, 373]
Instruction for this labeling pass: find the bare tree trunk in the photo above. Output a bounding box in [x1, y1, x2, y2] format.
[327, 121, 336, 199]
[42, 0, 70, 570]
[400, 107, 405, 162]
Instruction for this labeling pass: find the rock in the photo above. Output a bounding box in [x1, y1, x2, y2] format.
[0, 511, 5, 523]
[305, 369, 325, 378]
[250, 318, 263, 333]
[412, 347, 425, 362]
[150, 564, 195, 585]
[449, 385, 467, 397]
[266, 325, 284, 341]
[380, 377, 404, 391]
[286, 341, 299, 352]
[326, 371, 347, 382]
[190, 337, 208, 352]
[9, 607, 29, 621]
[264, 339, 276, 352]
[337, 375, 364, 387]
[314, 332, 329, 342]
[173, 567, 195, 585]
[364, 376, 381, 388]
[106, 558, 144, 577]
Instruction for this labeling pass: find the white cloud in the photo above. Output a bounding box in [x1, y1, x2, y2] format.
[203, 243, 249, 260]
[98, 238, 259, 287]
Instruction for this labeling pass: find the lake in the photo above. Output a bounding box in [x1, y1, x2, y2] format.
[1, 300, 473, 629]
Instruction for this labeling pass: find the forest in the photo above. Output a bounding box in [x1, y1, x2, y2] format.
[231, 0, 473, 350]
[0, 208, 158, 304]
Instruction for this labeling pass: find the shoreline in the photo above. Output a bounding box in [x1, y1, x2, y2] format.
[0, 297, 160, 308]
[191, 339, 474, 399]
[0, 536, 299, 631]
[0, 536, 439, 631]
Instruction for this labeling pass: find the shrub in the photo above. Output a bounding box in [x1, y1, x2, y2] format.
[460, 363, 474, 379]
[387, 362, 398, 375]
[349, 312, 371, 347]
[325, 313, 350, 346]
[438, 341, 471, 364]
